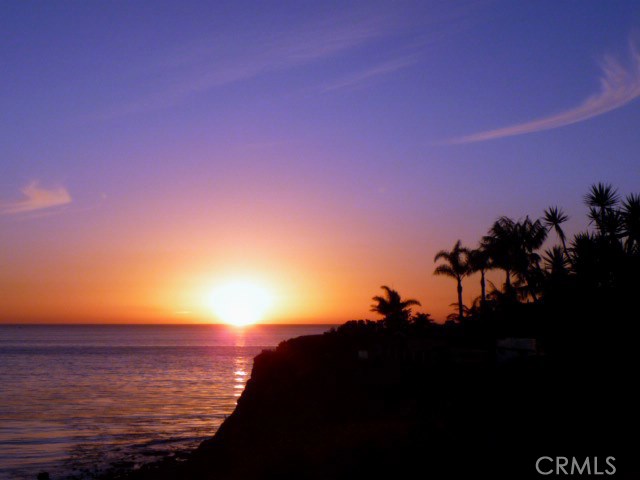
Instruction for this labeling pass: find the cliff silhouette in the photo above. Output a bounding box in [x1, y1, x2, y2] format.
[104, 330, 484, 479]
[101, 325, 638, 479]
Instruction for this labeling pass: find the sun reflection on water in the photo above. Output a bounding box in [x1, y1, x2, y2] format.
[232, 330, 250, 398]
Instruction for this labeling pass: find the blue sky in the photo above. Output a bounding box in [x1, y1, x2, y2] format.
[1, 1, 640, 322]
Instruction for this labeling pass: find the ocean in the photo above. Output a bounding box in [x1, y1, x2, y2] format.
[0, 324, 330, 480]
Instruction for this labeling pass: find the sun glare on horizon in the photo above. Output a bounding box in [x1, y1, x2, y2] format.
[207, 280, 273, 327]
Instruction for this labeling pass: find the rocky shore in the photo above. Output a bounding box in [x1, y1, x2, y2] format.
[95, 327, 638, 480]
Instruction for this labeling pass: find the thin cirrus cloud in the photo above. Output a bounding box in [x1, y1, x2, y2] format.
[447, 39, 640, 144]
[320, 55, 420, 92]
[0, 181, 72, 215]
[102, 15, 401, 118]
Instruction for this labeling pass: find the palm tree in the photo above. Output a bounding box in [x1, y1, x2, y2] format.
[467, 247, 490, 305]
[482, 217, 516, 291]
[585, 182, 619, 210]
[543, 206, 570, 259]
[621, 193, 640, 254]
[570, 231, 602, 287]
[516, 217, 548, 301]
[482, 216, 547, 300]
[540, 245, 571, 301]
[543, 245, 569, 276]
[598, 207, 624, 243]
[585, 183, 619, 235]
[370, 285, 421, 330]
[434, 240, 469, 321]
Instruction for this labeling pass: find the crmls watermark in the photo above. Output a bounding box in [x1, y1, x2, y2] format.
[535, 457, 616, 476]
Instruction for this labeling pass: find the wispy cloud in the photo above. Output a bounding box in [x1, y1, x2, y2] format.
[0, 181, 72, 215]
[320, 55, 419, 92]
[447, 39, 640, 144]
[102, 14, 400, 118]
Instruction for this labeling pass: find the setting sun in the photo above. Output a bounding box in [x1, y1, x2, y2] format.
[207, 280, 273, 326]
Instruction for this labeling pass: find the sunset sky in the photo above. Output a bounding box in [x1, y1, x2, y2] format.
[2, 1, 640, 324]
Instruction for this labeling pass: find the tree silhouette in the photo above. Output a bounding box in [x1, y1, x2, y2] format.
[370, 285, 421, 331]
[482, 217, 517, 292]
[543, 206, 570, 260]
[543, 246, 569, 277]
[425, 183, 639, 359]
[434, 240, 469, 321]
[585, 182, 619, 237]
[482, 216, 546, 299]
[410, 312, 434, 332]
[621, 193, 640, 254]
[584, 182, 619, 210]
[468, 246, 490, 305]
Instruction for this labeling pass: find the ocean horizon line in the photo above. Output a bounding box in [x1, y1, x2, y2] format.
[0, 322, 339, 326]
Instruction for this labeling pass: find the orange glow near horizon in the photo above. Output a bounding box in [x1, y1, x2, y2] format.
[0, 194, 487, 325]
[0, 227, 490, 325]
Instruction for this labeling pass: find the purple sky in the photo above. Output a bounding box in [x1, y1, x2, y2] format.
[1, 1, 640, 323]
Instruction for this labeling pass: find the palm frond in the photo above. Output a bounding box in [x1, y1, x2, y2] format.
[584, 182, 619, 209]
[433, 264, 456, 278]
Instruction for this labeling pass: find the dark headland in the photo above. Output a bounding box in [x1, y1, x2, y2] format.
[100, 321, 638, 479]
[110, 326, 499, 480]
[93, 183, 639, 480]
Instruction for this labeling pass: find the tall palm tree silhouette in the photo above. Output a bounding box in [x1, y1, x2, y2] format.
[468, 247, 490, 305]
[544, 206, 570, 260]
[434, 240, 469, 321]
[370, 286, 421, 330]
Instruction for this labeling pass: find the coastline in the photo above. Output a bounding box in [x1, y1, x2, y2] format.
[96, 330, 496, 479]
[93, 324, 639, 480]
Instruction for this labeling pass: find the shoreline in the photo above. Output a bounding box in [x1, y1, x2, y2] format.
[97, 330, 496, 479]
[23, 313, 640, 480]
[95, 325, 639, 480]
